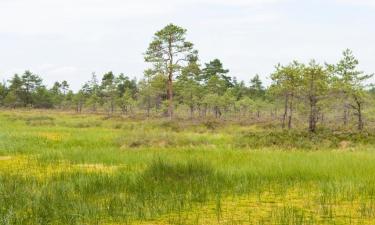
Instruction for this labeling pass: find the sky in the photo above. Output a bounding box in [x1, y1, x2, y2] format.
[0, 0, 374, 91]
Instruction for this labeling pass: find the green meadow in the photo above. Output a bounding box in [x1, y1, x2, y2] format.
[2, 110, 375, 224]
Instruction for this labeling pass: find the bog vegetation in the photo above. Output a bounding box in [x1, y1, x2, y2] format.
[2, 111, 375, 224]
[1, 24, 375, 225]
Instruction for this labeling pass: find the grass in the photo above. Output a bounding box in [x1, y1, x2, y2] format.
[1, 110, 375, 224]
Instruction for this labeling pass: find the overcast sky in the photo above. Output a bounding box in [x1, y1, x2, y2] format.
[0, 0, 374, 90]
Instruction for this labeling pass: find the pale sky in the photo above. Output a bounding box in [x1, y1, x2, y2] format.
[0, 0, 374, 90]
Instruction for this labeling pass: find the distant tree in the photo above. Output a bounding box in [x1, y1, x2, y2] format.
[205, 75, 228, 96]
[329, 49, 373, 131]
[252, 98, 268, 119]
[4, 91, 19, 108]
[270, 61, 303, 129]
[221, 90, 236, 117]
[236, 97, 255, 118]
[230, 78, 248, 100]
[50, 82, 64, 108]
[249, 74, 265, 98]
[6, 72, 49, 109]
[21, 71, 43, 106]
[138, 69, 167, 117]
[82, 73, 100, 112]
[138, 70, 154, 117]
[203, 93, 222, 118]
[116, 74, 137, 98]
[73, 91, 85, 113]
[0, 82, 8, 106]
[6, 74, 23, 107]
[101, 72, 117, 114]
[302, 61, 330, 133]
[150, 73, 168, 114]
[51, 82, 62, 94]
[202, 59, 232, 88]
[8, 74, 23, 90]
[85, 93, 100, 112]
[64, 90, 75, 109]
[82, 73, 99, 94]
[117, 89, 136, 115]
[145, 24, 197, 119]
[175, 59, 202, 119]
[33, 86, 54, 108]
[61, 80, 69, 96]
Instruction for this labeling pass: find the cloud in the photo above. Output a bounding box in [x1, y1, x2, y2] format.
[1, 0, 374, 91]
[0, 0, 284, 40]
[186, 0, 284, 6]
[0, 1, 173, 35]
[335, 0, 375, 6]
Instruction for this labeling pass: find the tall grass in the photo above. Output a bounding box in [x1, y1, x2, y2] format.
[1, 110, 375, 224]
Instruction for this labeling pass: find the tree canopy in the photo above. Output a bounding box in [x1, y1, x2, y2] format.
[0, 25, 374, 132]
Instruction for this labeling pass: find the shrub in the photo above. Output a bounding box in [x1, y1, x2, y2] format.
[203, 119, 221, 130]
[25, 116, 55, 126]
[235, 130, 375, 150]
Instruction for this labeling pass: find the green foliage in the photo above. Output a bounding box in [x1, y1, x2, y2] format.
[329, 49, 374, 130]
[302, 60, 331, 132]
[0, 82, 8, 105]
[117, 89, 136, 114]
[145, 24, 197, 68]
[0, 25, 374, 133]
[235, 129, 375, 149]
[145, 24, 198, 118]
[249, 74, 265, 98]
[3, 90, 21, 108]
[202, 59, 232, 88]
[270, 61, 303, 97]
[175, 60, 203, 117]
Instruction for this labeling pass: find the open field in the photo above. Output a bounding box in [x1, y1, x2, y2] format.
[2, 110, 375, 224]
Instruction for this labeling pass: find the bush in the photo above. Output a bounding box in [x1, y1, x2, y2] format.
[235, 130, 375, 150]
[158, 120, 182, 132]
[63, 121, 102, 128]
[203, 119, 221, 130]
[25, 116, 55, 126]
[118, 132, 212, 149]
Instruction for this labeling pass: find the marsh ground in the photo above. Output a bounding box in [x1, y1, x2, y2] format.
[1, 110, 375, 225]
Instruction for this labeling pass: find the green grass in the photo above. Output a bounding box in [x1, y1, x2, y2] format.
[1, 110, 375, 224]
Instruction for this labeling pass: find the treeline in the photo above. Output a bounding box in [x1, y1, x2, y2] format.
[0, 24, 374, 132]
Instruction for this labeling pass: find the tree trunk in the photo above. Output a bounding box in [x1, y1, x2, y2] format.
[147, 95, 151, 118]
[353, 96, 364, 131]
[214, 106, 218, 118]
[110, 99, 115, 115]
[76, 101, 83, 114]
[309, 96, 317, 133]
[190, 105, 194, 120]
[358, 106, 363, 131]
[167, 37, 174, 120]
[288, 94, 294, 129]
[189, 92, 194, 120]
[282, 94, 289, 129]
[121, 105, 128, 115]
[343, 102, 349, 126]
[167, 77, 173, 120]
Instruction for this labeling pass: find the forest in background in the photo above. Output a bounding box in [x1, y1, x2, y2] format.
[0, 24, 374, 132]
